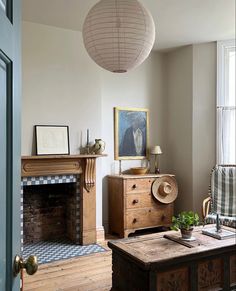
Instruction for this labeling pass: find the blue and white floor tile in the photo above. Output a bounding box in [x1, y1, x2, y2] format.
[22, 239, 106, 264]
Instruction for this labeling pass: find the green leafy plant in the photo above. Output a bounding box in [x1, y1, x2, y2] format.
[171, 211, 199, 231]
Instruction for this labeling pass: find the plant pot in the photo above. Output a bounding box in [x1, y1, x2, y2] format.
[180, 228, 193, 240]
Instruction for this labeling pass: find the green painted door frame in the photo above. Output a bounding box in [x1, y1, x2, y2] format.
[0, 0, 21, 290]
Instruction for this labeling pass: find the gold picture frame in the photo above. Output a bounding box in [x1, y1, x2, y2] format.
[114, 107, 149, 160]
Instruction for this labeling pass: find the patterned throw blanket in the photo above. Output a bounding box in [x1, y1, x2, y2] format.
[206, 165, 236, 228]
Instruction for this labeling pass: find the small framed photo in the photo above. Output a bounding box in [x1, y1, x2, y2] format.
[35, 125, 70, 155]
[114, 107, 149, 160]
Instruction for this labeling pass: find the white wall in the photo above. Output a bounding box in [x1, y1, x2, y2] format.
[22, 22, 102, 155]
[192, 42, 216, 213]
[22, 21, 166, 230]
[166, 43, 216, 215]
[166, 46, 194, 213]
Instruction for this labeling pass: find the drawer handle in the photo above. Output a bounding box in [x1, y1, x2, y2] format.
[132, 184, 137, 189]
[133, 218, 137, 224]
[132, 199, 139, 204]
[161, 215, 166, 221]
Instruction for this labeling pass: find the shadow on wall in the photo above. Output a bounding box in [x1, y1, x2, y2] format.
[31, 128, 36, 155]
[102, 176, 109, 233]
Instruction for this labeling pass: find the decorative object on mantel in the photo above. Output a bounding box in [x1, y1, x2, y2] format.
[86, 128, 90, 154]
[80, 129, 101, 155]
[171, 211, 200, 241]
[114, 107, 149, 160]
[82, 0, 155, 73]
[80, 142, 94, 155]
[91, 139, 106, 154]
[150, 145, 162, 174]
[35, 125, 70, 155]
[151, 176, 178, 204]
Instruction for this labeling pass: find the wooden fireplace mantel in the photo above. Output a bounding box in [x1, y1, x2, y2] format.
[21, 154, 106, 245]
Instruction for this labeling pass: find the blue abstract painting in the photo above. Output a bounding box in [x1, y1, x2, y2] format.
[115, 108, 148, 159]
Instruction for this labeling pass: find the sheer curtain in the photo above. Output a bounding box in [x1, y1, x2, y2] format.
[217, 108, 235, 164]
[217, 40, 236, 164]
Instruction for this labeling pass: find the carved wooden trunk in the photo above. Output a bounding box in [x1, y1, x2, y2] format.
[108, 174, 174, 238]
[108, 226, 236, 291]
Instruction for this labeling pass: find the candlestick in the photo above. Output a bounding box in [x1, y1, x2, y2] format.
[80, 131, 83, 148]
[119, 160, 122, 175]
[87, 129, 89, 146]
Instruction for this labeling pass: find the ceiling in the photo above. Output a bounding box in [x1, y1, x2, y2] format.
[22, 0, 235, 51]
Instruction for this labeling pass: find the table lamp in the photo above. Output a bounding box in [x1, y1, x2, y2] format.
[150, 145, 162, 174]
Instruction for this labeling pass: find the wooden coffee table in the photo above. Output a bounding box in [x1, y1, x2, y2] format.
[108, 226, 236, 291]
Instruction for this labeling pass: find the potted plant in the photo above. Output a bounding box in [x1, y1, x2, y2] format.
[171, 211, 200, 240]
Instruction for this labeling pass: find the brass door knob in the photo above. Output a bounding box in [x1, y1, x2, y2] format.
[13, 255, 38, 276]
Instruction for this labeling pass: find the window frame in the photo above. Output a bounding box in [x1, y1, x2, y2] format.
[217, 39, 236, 164]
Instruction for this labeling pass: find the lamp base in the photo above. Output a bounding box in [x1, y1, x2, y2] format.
[154, 168, 160, 174]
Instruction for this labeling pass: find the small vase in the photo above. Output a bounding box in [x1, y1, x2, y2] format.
[180, 228, 193, 240]
[93, 139, 105, 154]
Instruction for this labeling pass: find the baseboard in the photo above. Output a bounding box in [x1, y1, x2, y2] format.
[96, 226, 105, 242]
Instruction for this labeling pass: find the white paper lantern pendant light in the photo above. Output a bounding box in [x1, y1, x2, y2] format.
[82, 0, 155, 73]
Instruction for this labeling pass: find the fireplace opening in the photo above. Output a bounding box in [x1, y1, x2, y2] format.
[23, 182, 80, 245]
[21, 175, 105, 265]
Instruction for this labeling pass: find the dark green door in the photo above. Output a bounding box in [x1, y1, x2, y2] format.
[0, 0, 21, 290]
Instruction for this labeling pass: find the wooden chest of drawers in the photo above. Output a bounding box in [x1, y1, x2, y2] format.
[108, 174, 174, 238]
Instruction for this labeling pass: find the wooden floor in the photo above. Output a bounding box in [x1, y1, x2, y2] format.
[23, 246, 112, 291]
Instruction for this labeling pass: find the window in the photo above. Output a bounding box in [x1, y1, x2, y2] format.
[217, 40, 236, 164]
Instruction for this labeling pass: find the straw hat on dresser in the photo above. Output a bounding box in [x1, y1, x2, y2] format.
[151, 176, 178, 204]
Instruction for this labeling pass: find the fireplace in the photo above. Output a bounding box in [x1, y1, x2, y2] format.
[21, 155, 103, 247]
[22, 175, 80, 245]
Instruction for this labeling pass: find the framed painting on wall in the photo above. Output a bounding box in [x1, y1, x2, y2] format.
[114, 107, 149, 160]
[35, 125, 70, 155]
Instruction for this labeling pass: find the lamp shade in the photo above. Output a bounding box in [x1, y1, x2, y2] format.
[150, 145, 162, 155]
[82, 0, 155, 73]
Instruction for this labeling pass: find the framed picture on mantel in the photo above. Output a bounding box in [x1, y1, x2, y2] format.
[35, 125, 70, 155]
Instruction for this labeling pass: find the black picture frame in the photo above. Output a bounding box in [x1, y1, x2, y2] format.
[35, 125, 70, 155]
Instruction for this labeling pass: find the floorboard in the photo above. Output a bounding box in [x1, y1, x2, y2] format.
[23, 246, 112, 291]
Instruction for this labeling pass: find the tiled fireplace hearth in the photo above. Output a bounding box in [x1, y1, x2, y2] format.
[21, 155, 104, 248]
